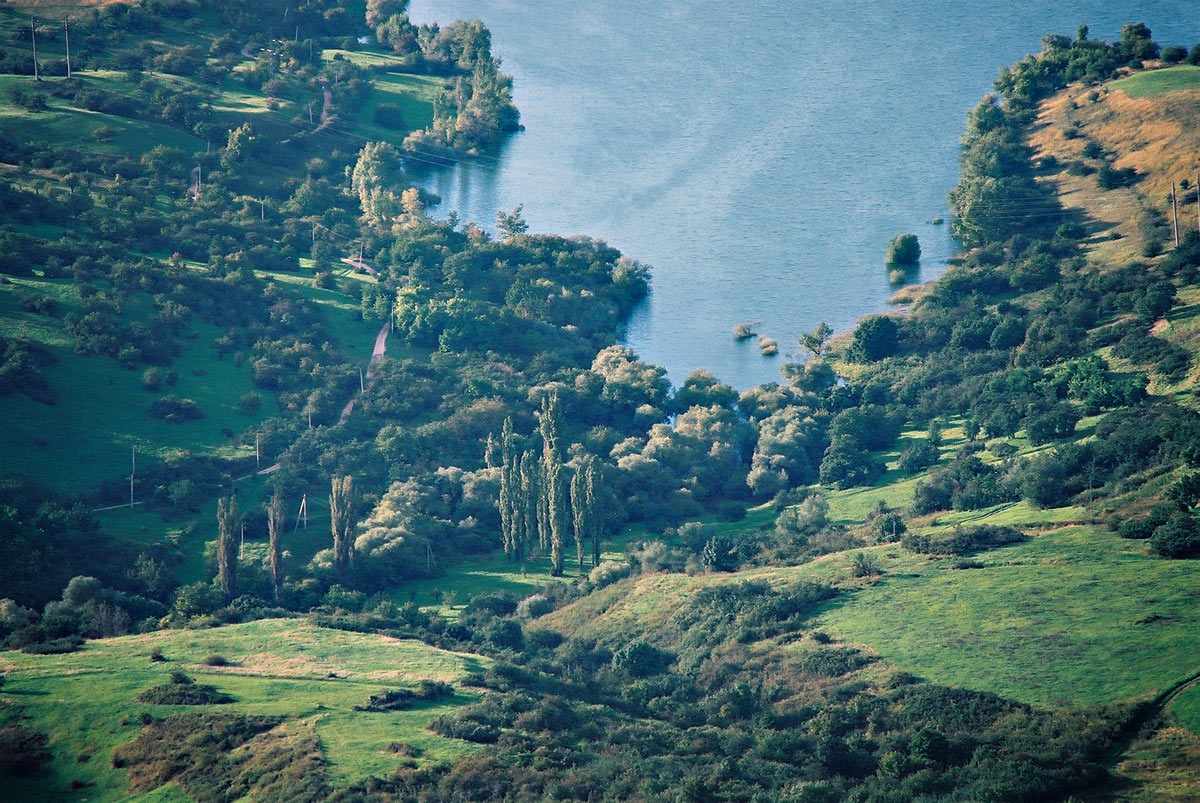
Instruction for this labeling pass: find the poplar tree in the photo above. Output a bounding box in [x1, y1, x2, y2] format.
[498, 418, 518, 560]
[216, 496, 240, 601]
[539, 392, 568, 576]
[266, 490, 285, 601]
[570, 463, 587, 571]
[330, 475, 357, 583]
[520, 449, 539, 558]
[570, 456, 604, 570]
[586, 459, 602, 567]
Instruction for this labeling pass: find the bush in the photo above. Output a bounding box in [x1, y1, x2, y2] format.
[147, 395, 203, 423]
[797, 646, 871, 677]
[886, 234, 921, 264]
[137, 673, 234, 705]
[0, 726, 51, 776]
[203, 654, 230, 667]
[374, 103, 406, 129]
[1150, 513, 1200, 558]
[850, 552, 880, 577]
[611, 641, 674, 678]
[354, 681, 454, 712]
[22, 635, 84, 654]
[588, 561, 631, 588]
[898, 440, 939, 473]
[428, 715, 500, 743]
[902, 525, 1024, 556]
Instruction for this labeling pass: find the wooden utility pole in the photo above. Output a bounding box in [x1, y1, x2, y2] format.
[358, 240, 364, 263]
[64, 18, 70, 78]
[239, 521, 245, 558]
[129, 447, 136, 508]
[359, 367, 364, 392]
[1171, 183, 1180, 247]
[260, 199, 265, 220]
[30, 16, 39, 81]
[255, 432, 260, 468]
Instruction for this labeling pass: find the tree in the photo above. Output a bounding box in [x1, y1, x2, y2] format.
[350, 142, 406, 227]
[221, 123, 257, 168]
[539, 392, 568, 576]
[800, 321, 833, 357]
[216, 496, 240, 601]
[885, 234, 920, 265]
[849, 315, 899, 362]
[266, 490, 285, 602]
[498, 418, 521, 561]
[330, 476, 357, 583]
[497, 205, 528, 241]
[367, 0, 409, 28]
[570, 456, 601, 571]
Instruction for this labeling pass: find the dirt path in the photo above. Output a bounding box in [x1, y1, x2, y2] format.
[337, 320, 391, 425]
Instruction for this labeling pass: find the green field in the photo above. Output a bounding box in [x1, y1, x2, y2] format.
[0, 276, 277, 496]
[352, 73, 440, 145]
[0, 620, 488, 800]
[1111, 65, 1200, 98]
[1174, 682, 1200, 737]
[811, 525, 1200, 707]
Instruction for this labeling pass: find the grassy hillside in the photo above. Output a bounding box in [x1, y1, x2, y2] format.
[0, 619, 488, 800]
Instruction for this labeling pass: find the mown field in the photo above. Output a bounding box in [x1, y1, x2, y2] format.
[0, 619, 488, 800]
[1110, 64, 1200, 98]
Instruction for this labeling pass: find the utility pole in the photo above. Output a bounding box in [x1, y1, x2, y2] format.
[255, 432, 260, 469]
[359, 367, 364, 393]
[30, 16, 39, 82]
[130, 447, 136, 509]
[312, 221, 317, 246]
[239, 522, 245, 559]
[64, 17, 70, 78]
[308, 101, 313, 125]
[260, 198, 265, 220]
[1171, 183, 1180, 247]
[358, 240, 364, 264]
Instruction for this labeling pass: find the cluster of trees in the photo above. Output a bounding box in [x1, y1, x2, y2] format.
[496, 399, 602, 574]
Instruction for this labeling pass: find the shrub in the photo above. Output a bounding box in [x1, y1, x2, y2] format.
[898, 440, 939, 473]
[850, 552, 880, 577]
[588, 561, 631, 588]
[0, 726, 51, 776]
[902, 525, 1024, 556]
[797, 646, 872, 677]
[428, 715, 500, 743]
[886, 233, 921, 264]
[515, 594, 554, 619]
[354, 681, 454, 712]
[237, 392, 262, 414]
[611, 641, 674, 678]
[137, 673, 234, 705]
[203, 654, 230, 667]
[1150, 513, 1200, 558]
[148, 395, 203, 423]
[22, 635, 84, 654]
[374, 103, 407, 129]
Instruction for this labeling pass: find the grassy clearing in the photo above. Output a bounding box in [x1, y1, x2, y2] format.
[542, 521, 1200, 711]
[1111, 65, 1200, 99]
[0, 275, 277, 497]
[811, 525, 1200, 707]
[0, 76, 203, 157]
[0, 619, 488, 800]
[352, 72, 440, 145]
[1173, 682, 1200, 737]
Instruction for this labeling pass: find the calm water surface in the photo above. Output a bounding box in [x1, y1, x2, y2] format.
[407, 1, 1196, 389]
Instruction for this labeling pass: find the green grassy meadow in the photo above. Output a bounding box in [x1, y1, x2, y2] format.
[809, 526, 1200, 707]
[1111, 65, 1200, 98]
[1173, 682, 1200, 737]
[0, 620, 488, 800]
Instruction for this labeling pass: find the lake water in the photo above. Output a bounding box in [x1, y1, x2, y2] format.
[407, 1, 1196, 389]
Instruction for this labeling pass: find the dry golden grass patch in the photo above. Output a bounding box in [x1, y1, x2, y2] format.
[1031, 74, 1200, 269]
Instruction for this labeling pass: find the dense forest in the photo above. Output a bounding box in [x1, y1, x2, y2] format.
[2, 8, 1200, 801]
